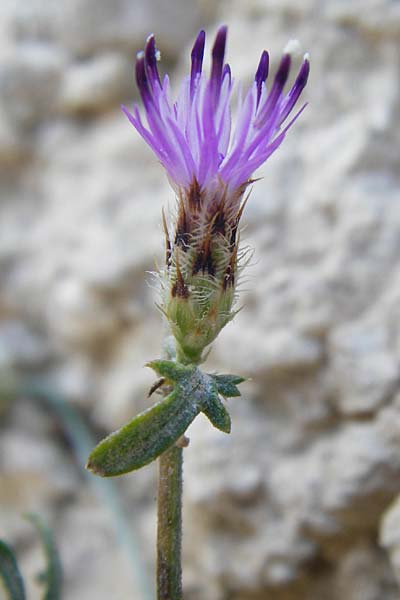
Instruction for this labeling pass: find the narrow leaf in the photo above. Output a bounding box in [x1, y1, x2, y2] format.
[25, 514, 62, 600]
[87, 362, 244, 476]
[202, 394, 231, 433]
[0, 540, 26, 600]
[146, 360, 192, 383]
[87, 388, 200, 476]
[212, 374, 246, 397]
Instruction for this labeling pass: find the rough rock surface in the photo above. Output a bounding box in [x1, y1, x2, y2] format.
[1, 0, 400, 599]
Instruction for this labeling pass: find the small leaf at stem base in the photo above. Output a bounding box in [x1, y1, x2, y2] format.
[0, 540, 26, 600]
[87, 361, 245, 477]
[25, 514, 63, 600]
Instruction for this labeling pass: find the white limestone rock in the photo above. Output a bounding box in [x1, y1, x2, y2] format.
[381, 496, 400, 590]
[0, 43, 64, 129]
[59, 53, 132, 115]
[329, 322, 399, 415]
[1, 0, 400, 599]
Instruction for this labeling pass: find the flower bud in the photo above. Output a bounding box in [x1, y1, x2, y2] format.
[160, 180, 244, 363]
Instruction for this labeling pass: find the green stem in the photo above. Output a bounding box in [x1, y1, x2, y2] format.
[157, 444, 183, 600]
[156, 339, 199, 599]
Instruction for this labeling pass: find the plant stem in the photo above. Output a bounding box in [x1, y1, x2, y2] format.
[157, 444, 183, 600]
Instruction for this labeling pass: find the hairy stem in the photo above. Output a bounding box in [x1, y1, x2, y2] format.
[157, 444, 183, 600]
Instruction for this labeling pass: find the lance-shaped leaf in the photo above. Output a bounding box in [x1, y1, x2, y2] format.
[201, 392, 231, 433]
[146, 359, 192, 382]
[212, 374, 246, 398]
[0, 540, 26, 600]
[87, 362, 213, 477]
[87, 361, 245, 477]
[26, 514, 62, 600]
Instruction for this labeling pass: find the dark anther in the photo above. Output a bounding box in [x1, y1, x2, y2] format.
[255, 50, 269, 105]
[211, 26, 227, 83]
[210, 25, 227, 103]
[297, 57, 310, 88]
[255, 50, 269, 85]
[135, 54, 152, 103]
[144, 34, 161, 87]
[277, 56, 310, 126]
[190, 30, 206, 92]
[274, 53, 291, 89]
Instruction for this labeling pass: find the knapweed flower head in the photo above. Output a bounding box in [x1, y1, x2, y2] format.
[123, 26, 309, 364]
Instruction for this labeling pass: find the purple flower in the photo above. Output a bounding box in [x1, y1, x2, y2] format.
[123, 27, 309, 363]
[122, 26, 309, 195]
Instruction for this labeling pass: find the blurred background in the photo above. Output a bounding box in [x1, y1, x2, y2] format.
[1, 0, 400, 598]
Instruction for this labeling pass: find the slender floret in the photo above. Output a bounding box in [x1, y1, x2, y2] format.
[123, 26, 309, 194]
[123, 27, 310, 363]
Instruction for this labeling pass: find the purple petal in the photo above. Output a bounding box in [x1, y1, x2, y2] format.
[215, 75, 232, 158]
[121, 104, 176, 174]
[280, 101, 308, 135]
[229, 132, 285, 188]
[198, 87, 219, 185]
[166, 116, 196, 179]
[241, 100, 282, 162]
[219, 86, 256, 179]
[128, 27, 309, 193]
